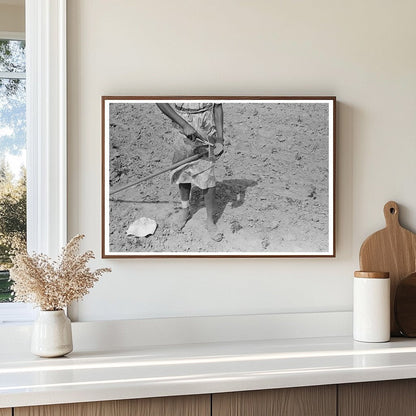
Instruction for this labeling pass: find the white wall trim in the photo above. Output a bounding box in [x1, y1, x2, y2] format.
[0, 72, 26, 79]
[0, 311, 353, 352]
[0, 31, 25, 40]
[0, 303, 36, 324]
[72, 311, 353, 350]
[26, 0, 67, 257]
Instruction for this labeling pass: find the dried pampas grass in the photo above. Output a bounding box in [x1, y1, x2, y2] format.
[10, 234, 111, 311]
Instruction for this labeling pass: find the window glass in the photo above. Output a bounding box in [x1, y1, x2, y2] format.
[0, 39, 26, 73]
[0, 39, 26, 303]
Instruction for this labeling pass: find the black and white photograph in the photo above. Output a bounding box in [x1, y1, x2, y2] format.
[102, 97, 335, 257]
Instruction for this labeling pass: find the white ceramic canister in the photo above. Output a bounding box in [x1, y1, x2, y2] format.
[353, 271, 390, 342]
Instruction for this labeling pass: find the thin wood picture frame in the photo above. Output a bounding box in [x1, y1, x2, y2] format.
[102, 96, 336, 258]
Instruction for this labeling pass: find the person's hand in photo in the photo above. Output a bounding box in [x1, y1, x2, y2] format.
[182, 123, 197, 138]
[214, 141, 224, 157]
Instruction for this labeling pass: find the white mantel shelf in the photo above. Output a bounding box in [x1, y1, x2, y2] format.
[2, 335, 416, 409]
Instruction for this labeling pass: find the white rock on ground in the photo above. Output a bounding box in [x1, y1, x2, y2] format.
[126, 217, 157, 237]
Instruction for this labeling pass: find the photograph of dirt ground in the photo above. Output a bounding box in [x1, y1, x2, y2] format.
[106, 100, 332, 255]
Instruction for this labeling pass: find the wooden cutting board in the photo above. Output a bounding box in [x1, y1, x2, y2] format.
[359, 201, 416, 336]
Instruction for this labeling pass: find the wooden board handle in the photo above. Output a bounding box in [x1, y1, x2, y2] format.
[384, 201, 400, 228]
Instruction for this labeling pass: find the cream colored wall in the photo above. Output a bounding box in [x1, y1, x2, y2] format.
[67, 0, 416, 321]
[0, 4, 24, 33]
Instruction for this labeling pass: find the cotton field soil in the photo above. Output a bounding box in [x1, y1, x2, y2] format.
[108, 102, 330, 254]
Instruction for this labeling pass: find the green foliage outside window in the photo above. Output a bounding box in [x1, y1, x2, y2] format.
[0, 162, 26, 302]
[0, 38, 27, 302]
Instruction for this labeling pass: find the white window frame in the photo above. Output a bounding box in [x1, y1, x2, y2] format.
[0, 0, 67, 324]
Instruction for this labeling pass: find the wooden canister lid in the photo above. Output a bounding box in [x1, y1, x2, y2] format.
[354, 271, 389, 279]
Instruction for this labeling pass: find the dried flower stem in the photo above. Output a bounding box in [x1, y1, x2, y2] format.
[10, 235, 111, 310]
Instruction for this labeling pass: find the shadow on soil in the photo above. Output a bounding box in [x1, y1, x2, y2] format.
[190, 179, 258, 221]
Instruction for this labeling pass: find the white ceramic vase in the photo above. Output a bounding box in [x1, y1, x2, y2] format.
[31, 310, 73, 357]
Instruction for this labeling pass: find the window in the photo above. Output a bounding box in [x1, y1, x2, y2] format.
[0, 35, 26, 305]
[0, 1, 67, 324]
[0, 32, 34, 322]
[0, 32, 34, 323]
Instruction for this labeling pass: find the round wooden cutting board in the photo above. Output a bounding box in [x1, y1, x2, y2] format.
[395, 272, 416, 337]
[359, 201, 416, 336]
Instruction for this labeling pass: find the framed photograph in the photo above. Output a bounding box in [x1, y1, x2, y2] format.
[102, 96, 336, 258]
